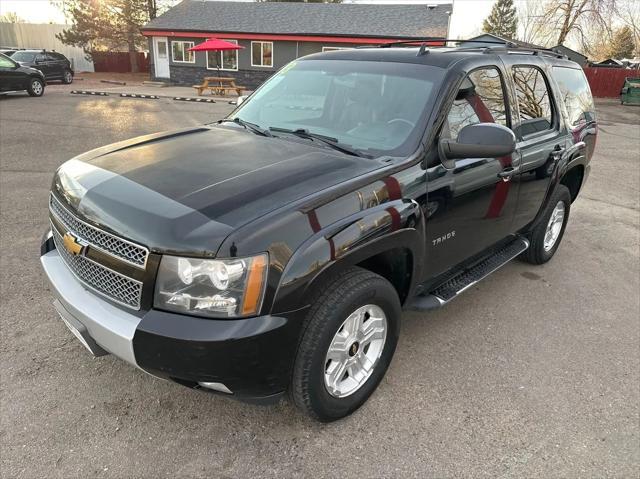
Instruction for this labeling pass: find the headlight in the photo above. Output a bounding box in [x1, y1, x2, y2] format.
[154, 254, 268, 318]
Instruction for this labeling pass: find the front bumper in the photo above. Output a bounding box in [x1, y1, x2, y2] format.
[40, 249, 307, 400]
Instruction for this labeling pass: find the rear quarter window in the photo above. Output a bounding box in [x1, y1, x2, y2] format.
[551, 66, 595, 127]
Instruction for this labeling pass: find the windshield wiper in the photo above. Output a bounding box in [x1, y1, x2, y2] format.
[218, 117, 272, 137]
[269, 127, 366, 157]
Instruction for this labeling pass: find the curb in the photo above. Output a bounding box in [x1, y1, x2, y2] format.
[100, 79, 126, 86]
[173, 97, 216, 103]
[119, 93, 159, 99]
[70, 90, 227, 102]
[70, 90, 109, 96]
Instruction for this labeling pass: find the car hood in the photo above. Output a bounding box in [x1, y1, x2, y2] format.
[16, 64, 42, 75]
[52, 125, 383, 255]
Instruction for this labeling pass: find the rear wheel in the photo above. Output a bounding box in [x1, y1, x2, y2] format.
[62, 70, 73, 84]
[27, 78, 44, 97]
[290, 267, 401, 422]
[522, 185, 571, 264]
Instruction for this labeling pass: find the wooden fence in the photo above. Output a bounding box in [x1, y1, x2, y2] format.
[583, 67, 640, 98]
[92, 52, 149, 73]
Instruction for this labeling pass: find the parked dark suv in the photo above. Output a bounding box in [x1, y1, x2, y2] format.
[0, 53, 46, 96]
[40, 43, 596, 421]
[11, 49, 74, 83]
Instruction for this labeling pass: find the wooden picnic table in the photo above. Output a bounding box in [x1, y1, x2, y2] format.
[193, 76, 245, 96]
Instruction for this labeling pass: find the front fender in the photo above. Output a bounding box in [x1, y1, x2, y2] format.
[272, 199, 425, 313]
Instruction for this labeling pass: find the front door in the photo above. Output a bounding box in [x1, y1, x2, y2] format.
[153, 37, 170, 79]
[425, 66, 520, 277]
[0, 54, 22, 90]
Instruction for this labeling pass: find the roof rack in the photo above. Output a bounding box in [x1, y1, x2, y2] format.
[366, 38, 567, 60]
[479, 45, 566, 59]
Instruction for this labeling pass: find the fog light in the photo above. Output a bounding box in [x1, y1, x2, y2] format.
[198, 381, 232, 394]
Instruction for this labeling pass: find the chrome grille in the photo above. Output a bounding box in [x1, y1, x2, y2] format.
[52, 227, 143, 310]
[49, 195, 148, 268]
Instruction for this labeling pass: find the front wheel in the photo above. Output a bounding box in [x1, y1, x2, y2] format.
[62, 70, 73, 84]
[27, 78, 44, 97]
[290, 267, 401, 422]
[522, 185, 571, 264]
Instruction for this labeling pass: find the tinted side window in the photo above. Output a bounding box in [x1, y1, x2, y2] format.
[552, 66, 595, 127]
[35, 54, 47, 62]
[512, 66, 554, 136]
[46, 53, 59, 61]
[444, 67, 508, 139]
[0, 55, 14, 68]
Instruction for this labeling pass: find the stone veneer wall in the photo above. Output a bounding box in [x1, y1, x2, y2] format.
[169, 65, 273, 90]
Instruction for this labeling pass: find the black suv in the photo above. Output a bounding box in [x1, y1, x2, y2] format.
[0, 53, 46, 96]
[11, 49, 74, 84]
[40, 43, 596, 421]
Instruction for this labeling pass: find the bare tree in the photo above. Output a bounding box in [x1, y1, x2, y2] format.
[541, 0, 617, 48]
[615, 0, 640, 56]
[0, 12, 25, 23]
[518, 0, 555, 46]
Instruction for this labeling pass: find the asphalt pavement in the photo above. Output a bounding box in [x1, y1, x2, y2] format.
[1, 89, 638, 478]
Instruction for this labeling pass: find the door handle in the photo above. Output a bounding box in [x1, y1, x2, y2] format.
[497, 166, 518, 181]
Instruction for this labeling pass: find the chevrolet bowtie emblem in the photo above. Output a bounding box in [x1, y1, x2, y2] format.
[62, 232, 85, 256]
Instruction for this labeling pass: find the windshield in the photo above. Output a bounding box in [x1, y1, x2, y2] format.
[11, 52, 35, 63]
[232, 59, 444, 157]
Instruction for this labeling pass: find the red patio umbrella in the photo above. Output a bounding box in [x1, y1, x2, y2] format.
[188, 38, 244, 74]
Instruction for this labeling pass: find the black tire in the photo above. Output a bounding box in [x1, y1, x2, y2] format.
[522, 185, 571, 264]
[62, 69, 73, 84]
[27, 78, 44, 97]
[290, 267, 401, 422]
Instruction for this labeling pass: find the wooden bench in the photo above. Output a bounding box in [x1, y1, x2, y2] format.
[193, 76, 245, 97]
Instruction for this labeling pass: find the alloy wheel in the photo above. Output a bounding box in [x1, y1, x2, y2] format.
[324, 304, 387, 398]
[31, 80, 43, 95]
[544, 201, 565, 251]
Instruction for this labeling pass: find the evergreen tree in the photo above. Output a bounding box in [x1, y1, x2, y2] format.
[482, 0, 518, 40]
[56, 0, 153, 72]
[607, 26, 636, 59]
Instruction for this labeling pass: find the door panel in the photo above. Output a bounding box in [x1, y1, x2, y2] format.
[426, 66, 519, 277]
[506, 63, 569, 230]
[34, 54, 53, 79]
[0, 56, 26, 90]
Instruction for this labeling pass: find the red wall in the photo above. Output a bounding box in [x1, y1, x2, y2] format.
[92, 52, 149, 73]
[583, 67, 640, 98]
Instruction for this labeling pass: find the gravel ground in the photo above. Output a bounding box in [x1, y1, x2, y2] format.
[0, 91, 638, 478]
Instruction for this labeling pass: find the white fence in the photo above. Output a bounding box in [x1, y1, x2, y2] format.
[0, 23, 94, 72]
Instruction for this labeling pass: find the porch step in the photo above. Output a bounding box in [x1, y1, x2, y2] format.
[408, 236, 530, 311]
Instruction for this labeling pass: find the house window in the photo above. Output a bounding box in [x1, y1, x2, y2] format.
[172, 41, 194, 63]
[251, 41, 273, 67]
[206, 39, 238, 71]
[322, 47, 351, 52]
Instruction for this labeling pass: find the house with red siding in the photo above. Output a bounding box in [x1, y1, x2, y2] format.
[141, 0, 452, 88]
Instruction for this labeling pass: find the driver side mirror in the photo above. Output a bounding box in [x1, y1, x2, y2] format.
[439, 123, 516, 169]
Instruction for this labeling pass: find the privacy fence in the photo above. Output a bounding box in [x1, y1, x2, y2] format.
[91, 52, 149, 73]
[583, 67, 640, 98]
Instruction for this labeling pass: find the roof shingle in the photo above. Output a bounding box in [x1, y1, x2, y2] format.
[143, 1, 452, 39]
